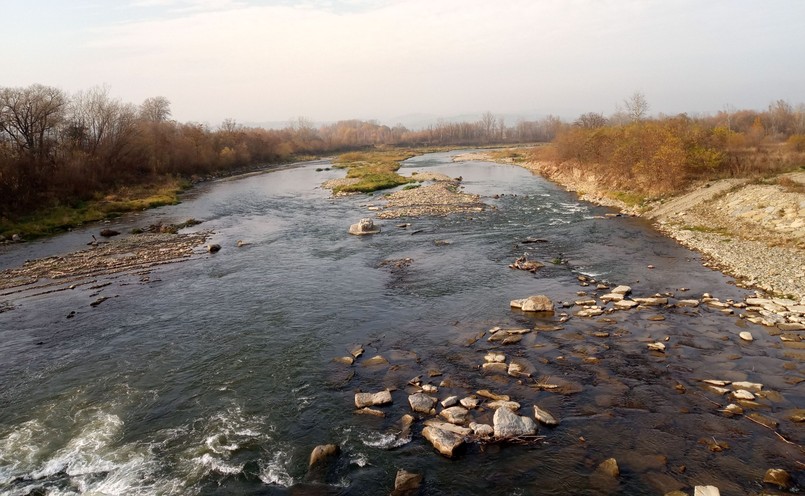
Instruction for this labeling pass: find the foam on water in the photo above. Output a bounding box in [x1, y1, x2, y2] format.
[258, 450, 294, 487]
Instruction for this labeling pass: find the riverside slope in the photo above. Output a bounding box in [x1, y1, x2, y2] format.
[455, 153, 805, 300]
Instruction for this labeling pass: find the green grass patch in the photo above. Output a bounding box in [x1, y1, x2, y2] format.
[0, 179, 186, 239]
[682, 225, 732, 235]
[331, 149, 418, 193]
[607, 190, 646, 207]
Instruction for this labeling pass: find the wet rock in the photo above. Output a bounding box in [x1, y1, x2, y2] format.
[577, 307, 605, 317]
[477, 389, 509, 401]
[693, 488, 719, 496]
[355, 390, 392, 408]
[309, 444, 340, 468]
[702, 379, 730, 386]
[355, 407, 385, 417]
[763, 468, 792, 489]
[348, 218, 381, 235]
[732, 381, 762, 391]
[99, 228, 120, 237]
[732, 389, 755, 400]
[596, 458, 619, 477]
[600, 293, 625, 302]
[422, 425, 465, 457]
[460, 396, 479, 409]
[421, 384, 438, 394]
[721, 404, 743, 416]
[613, 300, 639, 310]
[441, 396, 458, 408]
[664, 491, 688, 496]
[509, 254, 544, 272]
[612, 285, 632, 295]
[677, 299, 700, 307]
[647, 342, 666, 352]
[575, 299, 597, 306]
[484, 352, 506, 363]
[440, 406, 469, 425]
[482, 362, 509, 374]
[391, 469, 423, 496]
[739, 331, 753, 341]
[493, 406, 537, 438]
[423, 419, 472, 436]
[408, 393, 438, 414]
[362, 355, 389, 367]
[747, 413, 778, 429]
[501, 334, 523, 345]
[469, 422, 494, 437]
[633, 297, 668, 306]
[520, 295, 555, 312]
[533, 405, 559, 426]
[487, 400, 521, 411]
[236, 239, 251, 247]
[333, 356, 354, 365]
[350, 345, 364, 358]
[507, 361, 530, 377]
[207, 243, 221, 253]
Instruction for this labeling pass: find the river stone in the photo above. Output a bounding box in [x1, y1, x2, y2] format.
[333, 356, 354, 365]
[409, 393, 438, 414]
[391, 469, 423, 496]
[633, 297, 668, 306]
[207, 243, 221, 253]
[355, 407, 385, 417]
[596, 458, 619, 477]
[520, 295, 554, 312]
[614, 300, 639, 310]
[460, 396, 479, 409]
[348, 218, 380, 235]
[469, 422, 494, 437]
[487, 400, 521, 411]
[482, 362, 509, 374]
[575, 299, 597, 306]
[493, 406, 537, 438]
[477, 389, 509, 401]
[441, 396, 459, 408]
[694, 486, 720, 496]
[421, 384, 438, 393]
[600, 293, 625, 302]
[355, 390, 392, 408]
[677, 299, 700, 307]
[508, 362, 528, 377]
[577, 307, 605, 317]
[722, 404, 743, 416]
[533, 405, 559, 426]
[484, 352, 506, 363]
[362, 355, 389, 366]
[510, 299, 525, 309]
[739, 331, 753, 341]
[611, 285, 631, 295]
[732, 389, 755, 400]
[309, 444, 340, 467]
[647, 342, 666, 352]
[664, 492, 688, 496]
[763, 468, 792, 489]
[702, 379, 730, 386]
[440, 406, 469, 425]
[422, 425, 465, 457]
[732, 381, 762, 391]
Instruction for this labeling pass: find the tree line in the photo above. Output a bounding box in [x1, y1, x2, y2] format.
[0, 84, 560, 218]
[2, 84, 803, 219]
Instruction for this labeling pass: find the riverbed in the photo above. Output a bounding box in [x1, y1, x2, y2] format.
[0, 151, 801, 495]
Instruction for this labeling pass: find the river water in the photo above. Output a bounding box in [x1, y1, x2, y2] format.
[0, 152, 801, 495]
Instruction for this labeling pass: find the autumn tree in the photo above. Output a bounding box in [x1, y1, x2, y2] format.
[574, 112, 608, 129]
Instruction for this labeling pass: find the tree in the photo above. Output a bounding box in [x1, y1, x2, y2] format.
[0, 84, 67, 159]
[139, 96, 171, 122]
[574, 112, 608, 129]
[623, 91, 650, 122]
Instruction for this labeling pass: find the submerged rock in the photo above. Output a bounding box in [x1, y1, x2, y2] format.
[762, 468, 792, 489]
[739, 331, 754, 341]
[596, 458, 619, 477]
[309, 444, 340, 468]
[647, 342, 666, 352]
[493, 406, 537, 438]
[533, 405, 559, 426]
[391, 469, 423, 496]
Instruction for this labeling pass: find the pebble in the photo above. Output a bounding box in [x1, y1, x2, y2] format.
[739, 331, 753, 341]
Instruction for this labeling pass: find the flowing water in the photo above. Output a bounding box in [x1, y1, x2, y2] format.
[0, 152, 801, 495]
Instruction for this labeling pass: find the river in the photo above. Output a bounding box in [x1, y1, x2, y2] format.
[0, 151, 800, 495]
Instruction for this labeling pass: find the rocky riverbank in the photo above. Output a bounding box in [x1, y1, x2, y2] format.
[455, 152, 805, 300]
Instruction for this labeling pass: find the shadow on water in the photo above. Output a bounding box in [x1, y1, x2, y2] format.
[0, 153, 801, 495]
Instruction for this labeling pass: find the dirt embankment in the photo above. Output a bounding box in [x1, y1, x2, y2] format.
[469, 153, 805, 299]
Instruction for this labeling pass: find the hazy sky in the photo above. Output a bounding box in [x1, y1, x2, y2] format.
[3, 0, 804, 126]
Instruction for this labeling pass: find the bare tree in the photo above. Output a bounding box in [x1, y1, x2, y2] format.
[0, 84, 67, 159]
[479, 111, 496, 142]
[68, 85, 137, 158]
[623, 91, 650, 122]
[574, 112, 608, 129]
[139, 96, 171, 122]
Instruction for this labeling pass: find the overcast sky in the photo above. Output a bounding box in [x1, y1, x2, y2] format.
[3, 0, 804, 126]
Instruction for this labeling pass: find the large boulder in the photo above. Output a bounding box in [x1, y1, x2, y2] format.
[391, 469, 423, 496]
[349, 218, 381, 235]
[408, 393, 438, 414]
[519, 295, 554, 312]
[308, 444, 340, 468]
[493, 405, 537, 438]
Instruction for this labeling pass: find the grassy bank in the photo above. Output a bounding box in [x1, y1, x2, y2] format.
[0, 179, 189, 240]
